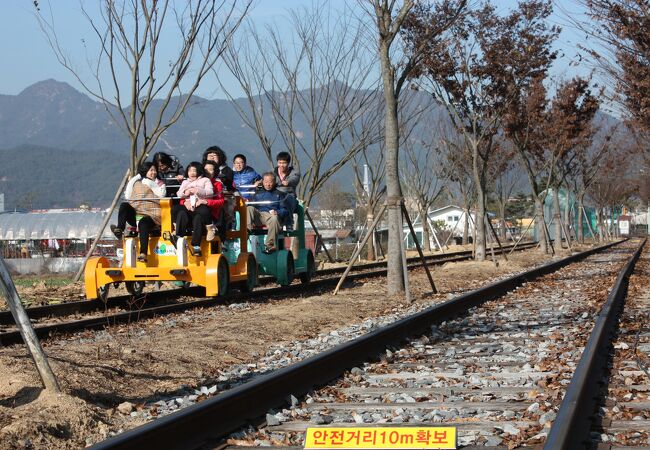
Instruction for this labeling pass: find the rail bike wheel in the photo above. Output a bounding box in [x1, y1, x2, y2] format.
[299, 250, 315, 284]
[240, 254, 258, 293]
[125, 281, 146, 296]
[277, 251, 294, 286]
[97, 284, 110, 302]
[217, 256, 230, 296]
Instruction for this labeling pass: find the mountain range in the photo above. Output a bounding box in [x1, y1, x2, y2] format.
[0, 79, 325, 209]
[0, 79, 623, 211]
[0, 79, 294, 161]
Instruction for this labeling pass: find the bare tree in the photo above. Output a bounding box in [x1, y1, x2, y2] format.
[35, 0, 250, 280]
[401, 126, 445, 252]
[437, 123, 476, 244]
[575, 1, 650, 139]
[218, 3, 381, 207]
[353, 145, 386, 261]
[347, 101, 387, 261]
[546, 78, 599, 247]
[489, 139, 524, 240]
[349, 90, 431, 260]
[36, 0, 251, 174]
[365, 0, 466, 294]
[588, 153, 636, 242]
[317, 183, 356, 227]
[568, 123, 617, 242]
[408, 0, 558, 261]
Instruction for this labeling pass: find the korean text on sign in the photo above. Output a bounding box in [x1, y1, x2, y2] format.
[304, 427, 457, 449]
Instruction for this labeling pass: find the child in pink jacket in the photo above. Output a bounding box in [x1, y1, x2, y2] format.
[173, 162, 214, 256]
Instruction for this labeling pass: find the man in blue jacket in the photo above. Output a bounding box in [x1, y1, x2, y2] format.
[232, 153, 262, 200]
[246, 172, 289, 253]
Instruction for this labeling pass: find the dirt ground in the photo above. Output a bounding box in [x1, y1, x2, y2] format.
[0, 247, 576, 449]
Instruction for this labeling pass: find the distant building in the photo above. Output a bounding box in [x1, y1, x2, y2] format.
[317, 208, 355, 229]
[403, 205, 476, 249]
[425, 205, 473, 234]
[376, 205, 477, 250]
[0, 208, 117, 259]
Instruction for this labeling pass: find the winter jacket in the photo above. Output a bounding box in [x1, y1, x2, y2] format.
[217, 165, 235, 191]
[130, 181, 163, 225]
[274, 166, 300, 195]
[249, 188, 289, 221]
[233, 166, 262, 198]
[177, 176, 214, 199]
[125, 174, 166, 199]
[205, 178, 225, 219]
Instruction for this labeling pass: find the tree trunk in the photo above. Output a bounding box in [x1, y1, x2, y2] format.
[421, 208, 431, 252]
[576, 194, 584, 243]
[596, 209, 603, 242]
[564, 187, 572, 242]
[499, 203, 507, 240]
[610, 206, 621, 239]
[365, 212, 376, 261]
[535, 196, 548, 253]
[379, 41, 404, 294]
[472, 145, 486, 261]
[463, 207, 469, 245]
[606, 208, 612, 240]
[474, 191, 487, 261]
[553, 188, 562, 248]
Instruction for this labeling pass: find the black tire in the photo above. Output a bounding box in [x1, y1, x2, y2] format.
[217, 256, 230, 296]
[299, 250, 315, 284]
[125, 281, 145, 296]
[280, 252, 295, 286]
[240, 254, 258, 293]
[97, 284, 110, 302]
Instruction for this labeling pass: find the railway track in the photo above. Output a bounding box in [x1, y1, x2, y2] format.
[0, 242, 537, 346]
[84, 238, 639, 450]
[583, 242, 650, 450]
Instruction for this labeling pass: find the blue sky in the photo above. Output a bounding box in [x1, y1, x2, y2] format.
[0, 0, 595, 99]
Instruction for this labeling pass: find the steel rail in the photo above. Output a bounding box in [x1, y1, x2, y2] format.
[0, 242, 537, 327]
[88, 239, 626, 450]
[543, 238, 646, 450]
[0, 242, 537, 345]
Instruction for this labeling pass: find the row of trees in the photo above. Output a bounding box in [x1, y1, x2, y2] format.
[372, 0, 649, 295]
[35, 0, 648, 295]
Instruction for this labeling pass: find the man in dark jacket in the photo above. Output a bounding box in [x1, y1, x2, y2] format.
[273, 151, 300, 194]
[246, 172, 288, 253]
[153, 152, 184, 197]
[273, 151, 300, 230]
[202, 146, 234, 191]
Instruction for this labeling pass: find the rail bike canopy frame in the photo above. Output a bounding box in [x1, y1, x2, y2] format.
[84, 197, 254, 299]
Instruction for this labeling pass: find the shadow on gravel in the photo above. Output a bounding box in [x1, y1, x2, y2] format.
[0, 386, 42, 407]
[61, 357, 280, 408]
[48, 355, 178, 381]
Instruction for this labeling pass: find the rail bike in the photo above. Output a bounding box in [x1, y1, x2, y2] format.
[84, 194, 315, 300]
[247, 198, 315, 286]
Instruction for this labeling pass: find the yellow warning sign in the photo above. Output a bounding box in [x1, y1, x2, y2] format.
[304, 427, 457, 449]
